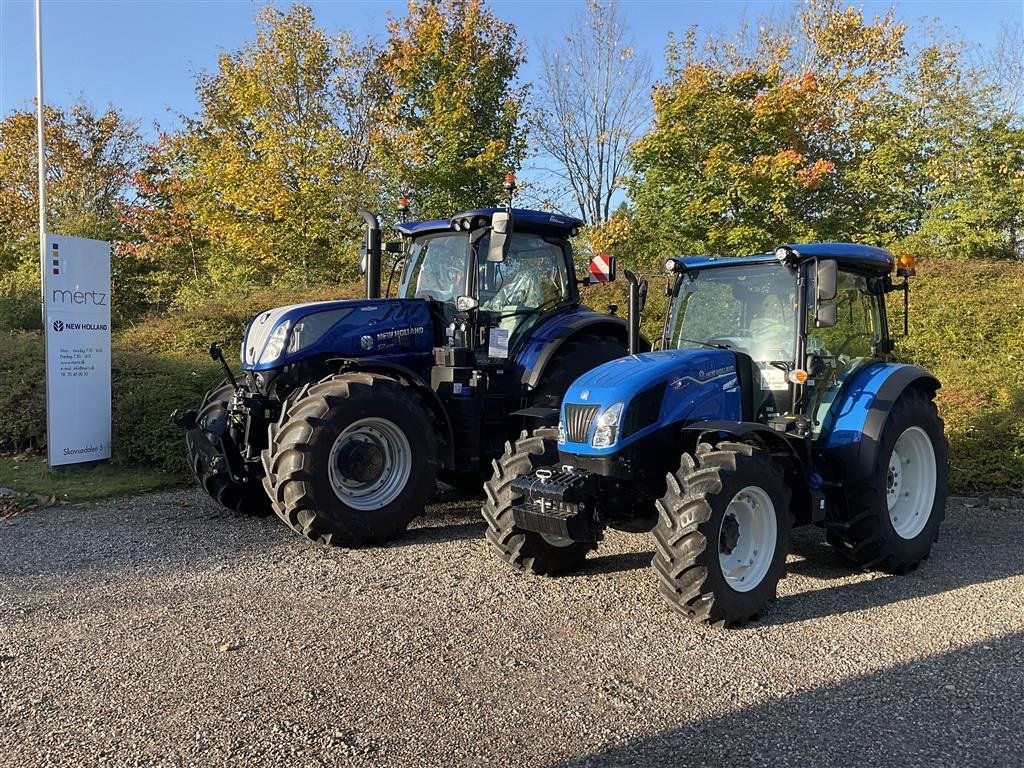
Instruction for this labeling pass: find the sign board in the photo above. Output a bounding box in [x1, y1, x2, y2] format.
[43, 235, 112, 466]
[588, 253, 616, 284]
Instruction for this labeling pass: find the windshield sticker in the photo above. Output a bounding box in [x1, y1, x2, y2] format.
[760, 368, 788, 390]
[489, 328, 510, 359]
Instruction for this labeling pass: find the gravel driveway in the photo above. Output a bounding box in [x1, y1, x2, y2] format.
[1, 489, 1022, 767]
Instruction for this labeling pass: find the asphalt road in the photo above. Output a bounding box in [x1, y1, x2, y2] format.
[1, 489, 1022, 768]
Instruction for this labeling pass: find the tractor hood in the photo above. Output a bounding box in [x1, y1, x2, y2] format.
[241, 297, 434, 372]
[559, 348, 743, 455]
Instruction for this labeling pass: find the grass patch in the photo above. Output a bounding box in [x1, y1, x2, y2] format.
[0, 454, 184, 506]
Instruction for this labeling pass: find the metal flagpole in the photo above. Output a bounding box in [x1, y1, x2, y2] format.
[36, 0, 54, 463]
[35, 0, 46, 267]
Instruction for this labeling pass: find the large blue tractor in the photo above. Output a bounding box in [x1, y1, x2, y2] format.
[482, 244, 948, 625]
[175, 196, 635, 546]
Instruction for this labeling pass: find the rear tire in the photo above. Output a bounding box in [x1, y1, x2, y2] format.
[185, 381, 272, 517]
[827, 389, 948, 573]
[482, 428, 594, 575]
[530, 334, 627, 408]
[651, 442, 791, 626]
[261, 373, 440, 546]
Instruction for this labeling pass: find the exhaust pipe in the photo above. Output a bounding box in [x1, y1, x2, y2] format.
[358, 209, 381, 300]
[624, 269, 641, 355]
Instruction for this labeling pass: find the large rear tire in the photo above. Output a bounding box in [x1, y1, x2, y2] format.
[827, 389, 948, 573]
[651, 442, 791, 626]
[185, 381, 272, 517]
[261, 373, 440, 546]
[529, 333, 627, 408]
[482, 428, 594, 575]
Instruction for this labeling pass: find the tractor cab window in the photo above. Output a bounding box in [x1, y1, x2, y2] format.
[477, 232, 570, 342]
[400, 233, 469, 303]
[670, 263, 798, 363]
[805, 270, 882, 433]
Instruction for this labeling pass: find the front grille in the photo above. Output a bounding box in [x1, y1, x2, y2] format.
[564, 403, 600, 443]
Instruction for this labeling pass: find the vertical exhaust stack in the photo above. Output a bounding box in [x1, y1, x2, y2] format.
[624, 269, 644, 356]
[358, 209, 382, 300]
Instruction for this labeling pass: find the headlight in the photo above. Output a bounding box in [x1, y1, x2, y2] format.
[259, 321, 291, 364]
[558, 418, 566, 445]
[591, 402, 624, 449]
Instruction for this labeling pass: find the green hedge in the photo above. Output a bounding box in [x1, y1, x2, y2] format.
[2, 261, 1022, 491]
[0, 331, 220, 473]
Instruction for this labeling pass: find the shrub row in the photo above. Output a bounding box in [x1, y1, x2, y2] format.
[1, 260, 1021, 491]
[0, 331, 220, 473]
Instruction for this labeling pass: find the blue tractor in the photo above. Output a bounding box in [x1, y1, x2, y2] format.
[482, 244, 948, 625]
[175, 195, 635, 546]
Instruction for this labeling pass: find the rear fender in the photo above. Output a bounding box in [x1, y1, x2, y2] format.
[325, 357, 456, 466]
[819, 363, 940, 487]
[519, 312, 644, 389]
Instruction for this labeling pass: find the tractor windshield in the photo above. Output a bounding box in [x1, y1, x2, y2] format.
[668, 263, 798, 366]
[400, 233, 470, 303]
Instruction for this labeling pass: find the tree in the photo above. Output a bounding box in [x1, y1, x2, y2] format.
[377, 0, 526, 218]
[0, 103, 139, 290]
[178, 4, 383, 289]
[533, 0, 651, 225]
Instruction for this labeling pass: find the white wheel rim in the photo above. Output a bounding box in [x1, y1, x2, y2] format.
[887, 426, 937, 540]
[328, 417, 412, 511]
[718, 486, 778, 593]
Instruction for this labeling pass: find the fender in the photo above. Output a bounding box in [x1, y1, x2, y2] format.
[681, 419, 808, 468]
[325, 357, 456, 467]
[518, 311, 647, 389]
[820, 362, 940, 484]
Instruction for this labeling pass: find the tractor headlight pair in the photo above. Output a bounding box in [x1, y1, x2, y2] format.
[259, 308, 354, 365]
[591, 402, 624, 449]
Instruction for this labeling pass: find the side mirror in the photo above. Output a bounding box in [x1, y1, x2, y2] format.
[638, 278, 649, 313]
[384, 241, 404, 254]
[455, 295, 479, 312]
[587, 254, 616, 284]
[814, 303, 837, 328]
[487, 211, 512, 262]
[816, 259, 838, 302]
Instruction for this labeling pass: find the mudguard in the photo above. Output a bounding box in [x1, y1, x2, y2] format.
[515, 308, 641, 388]
[819, 362, 940, 485]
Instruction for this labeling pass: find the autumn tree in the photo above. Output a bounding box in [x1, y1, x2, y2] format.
[0, 103, 139, 290]
[378, 0, 526, 218]
[533, 0, 651, 225]
[179, 4, 383, 289]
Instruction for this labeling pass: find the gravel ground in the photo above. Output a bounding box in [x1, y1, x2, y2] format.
[0, 489, 1022, 768]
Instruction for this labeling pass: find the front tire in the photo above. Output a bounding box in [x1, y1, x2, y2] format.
[651, 442, 792, 626]
[185, 381, 272, 517]
[261, 373, 440, 546]
[481, 428, 594, 575]
[827, 389, 948, 572]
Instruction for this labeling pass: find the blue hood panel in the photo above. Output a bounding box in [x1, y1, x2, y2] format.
[561, 349, 742, 454]
[242, 297, 434, 372]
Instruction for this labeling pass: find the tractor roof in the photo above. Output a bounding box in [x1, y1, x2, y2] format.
[667, 243, 895, 277]
[394, 208, 584, 239]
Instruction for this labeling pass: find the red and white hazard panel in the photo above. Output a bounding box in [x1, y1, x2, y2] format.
[588, 253, 616, 284]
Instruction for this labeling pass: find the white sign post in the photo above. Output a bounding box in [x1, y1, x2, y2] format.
[43, 235, 112, 466]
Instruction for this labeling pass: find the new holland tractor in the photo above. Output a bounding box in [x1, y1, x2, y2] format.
[482, 243, 948, 625]
[175, 191, 636, 546]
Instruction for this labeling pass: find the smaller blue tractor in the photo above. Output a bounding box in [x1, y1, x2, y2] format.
[175, 186, 637, 546]
[482, 244, 948, 625]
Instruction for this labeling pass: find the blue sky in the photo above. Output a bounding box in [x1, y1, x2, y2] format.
[1, 0, 1022, 140]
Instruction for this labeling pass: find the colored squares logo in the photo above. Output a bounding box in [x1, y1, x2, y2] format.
[51, 243, 60, 275]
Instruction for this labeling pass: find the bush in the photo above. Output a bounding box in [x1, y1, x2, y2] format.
[0, 330, 220, 473]
[0, 287, 42, 331]
[117, 282, 365, 358]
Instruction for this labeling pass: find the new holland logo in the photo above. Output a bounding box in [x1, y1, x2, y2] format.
[53, 320, 64, 332]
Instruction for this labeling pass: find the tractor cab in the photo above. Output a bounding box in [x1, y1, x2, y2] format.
[392, 207, 585, 360]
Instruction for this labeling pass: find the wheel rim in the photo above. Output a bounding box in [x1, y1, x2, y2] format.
[887, 426, 937, 540]
[328, 418, 412, 511]
[718, 486, 778, 593]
